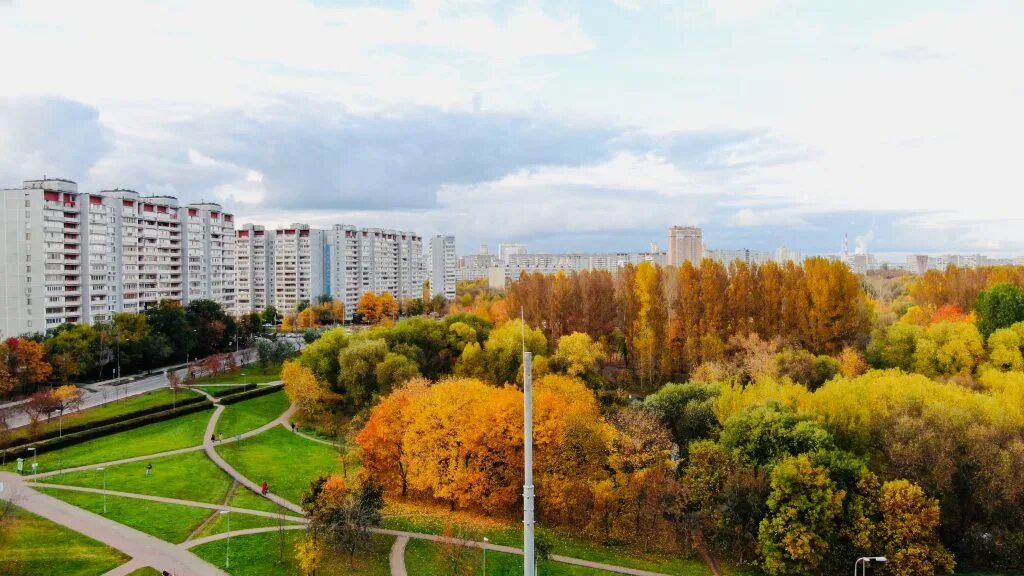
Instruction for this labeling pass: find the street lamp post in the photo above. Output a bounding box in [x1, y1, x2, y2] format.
[220, 510, 231, 568]
[854, 557, 887, 575]
[522, 350, 535, 576]
[97, 467, 107, 513]
[482, 536, 489, 575]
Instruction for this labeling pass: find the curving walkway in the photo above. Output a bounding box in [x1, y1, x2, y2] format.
[390, 535, 409, 576]
[203, 402, 303, 514]
[183, 524, 308, 548]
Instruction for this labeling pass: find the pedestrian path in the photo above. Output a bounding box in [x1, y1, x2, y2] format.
[183, 524, 308, 548]
[203, 402, 303, 514]
[390, 535, 409, 576]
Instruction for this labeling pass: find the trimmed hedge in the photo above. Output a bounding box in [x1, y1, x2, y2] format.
[210, 383, 258, 398]
[1, 400, 213, 460]
[0, 395, 206, 450]
[219, 383, 285, 406]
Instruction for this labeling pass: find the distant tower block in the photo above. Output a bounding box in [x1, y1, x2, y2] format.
[667, 225, 703, 266]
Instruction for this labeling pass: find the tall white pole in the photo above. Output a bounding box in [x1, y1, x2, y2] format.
[523, 349, 534, 576]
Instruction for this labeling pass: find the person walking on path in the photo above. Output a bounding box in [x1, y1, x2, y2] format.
[146, 463, 152, 477]
[261, 480, 268, 495]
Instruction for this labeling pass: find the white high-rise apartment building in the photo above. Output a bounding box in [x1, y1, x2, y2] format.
[181, 203, 236, 313]
[426, 235, 457, 301]
[97, 189, 183, 314]
[1, 179, 86, 336]
[273, 224, 326, 313]
[236, 224, 274, 315]
[327, 225, 423, 319]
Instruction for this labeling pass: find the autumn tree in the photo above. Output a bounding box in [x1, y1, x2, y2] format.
[876, 479, 955, 576]
[357, 292, 384, 324]
[301, 475, 384, 570]
[552, 332, 604, 381]
[379, 292, 399, 321]
[757, 454, 845, 576]
[50, 385, 84, 436]
[643, 381, 721, 450]
[1, 338, 52, 395]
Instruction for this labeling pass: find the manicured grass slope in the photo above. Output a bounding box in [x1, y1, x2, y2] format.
[404, 538, 614, 576]
[2, 407, 212, 473]
[215, 390, 290, 438]
[192, 530, 391, 576]
[40, 450, 232, 504]
[36, 488, 210, 544]
[193, 364, 282, 386]
[384, 503, 721, 576]
[217, 426, 339, 504]
[0, 505, 129, 576]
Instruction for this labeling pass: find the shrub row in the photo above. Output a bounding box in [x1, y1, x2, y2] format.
[210, 383, 258, 398]
[0, 394, 206, 450]
[219, 383, 285, 406]
[1, 400, 214, 461]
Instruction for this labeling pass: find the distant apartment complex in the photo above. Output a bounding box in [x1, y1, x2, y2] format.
[235, 224, 273, 314]
[427, 235, 457, 300]
[667, 225, 703, 266]
[326, 225, 424, 319]
[0, 178, 236, 338]
[271, 224, 326, 314]
[905, 253, 1018, 274]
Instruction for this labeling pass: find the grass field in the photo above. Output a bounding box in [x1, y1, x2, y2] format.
[217, 426, 339, 504]
[2, 407, 212, 474]
[124, 568, 163, 576]
[229, 483, 297, 513]
[192, 530, 392, 576]
[194, 506, 301, 539]
[36, 488, 211, 544]
[215, 390, 290, 438]
[40, 450, 233, 504]
[4, 388, 202, 445]
[383, 501, 721, 576]
[192, 364, 282, 386]
[0, 505, 129, 576]
[404, 538, 616, 576]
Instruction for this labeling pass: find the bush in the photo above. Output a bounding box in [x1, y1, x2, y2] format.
[1, 400, 213, 460]
[0, 394, 207, 450]
[218, 383, 285, 405]
[209, 384, 258, 398]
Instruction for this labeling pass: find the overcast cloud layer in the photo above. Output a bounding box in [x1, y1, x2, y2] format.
[1, 0, 1022, 257]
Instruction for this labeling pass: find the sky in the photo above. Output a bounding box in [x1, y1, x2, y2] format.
[1, 0, 1022, 259]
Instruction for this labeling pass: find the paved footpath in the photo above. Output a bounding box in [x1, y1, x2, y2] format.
[203, 401, 303, 514]
[390, 535, 410, 576]
[0, 471, 228, 576]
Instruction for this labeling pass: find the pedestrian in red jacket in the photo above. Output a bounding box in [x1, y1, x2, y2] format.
[261, 481, 268, 495]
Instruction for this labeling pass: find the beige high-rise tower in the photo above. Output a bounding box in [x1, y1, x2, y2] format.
[667, 225, 703, 266]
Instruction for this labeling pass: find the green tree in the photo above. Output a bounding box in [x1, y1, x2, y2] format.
[145, 299, 189, 361]
[643, 381, 721, 450]
[757, 454, 845, 576]
[337, 338, 389, 410]
[185, 299, 234, 358]
[720, 402, 834, 469]
[299, 327, 349, 384]
[44, 324, 96, 384]
[374, 353, 420, 391]
[975, 283, 1024, 337]
[481, 318, 546, 384]
[261, 304, 280, 326]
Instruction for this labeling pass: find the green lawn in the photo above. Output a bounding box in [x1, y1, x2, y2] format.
[192, 530, 391, 576]
[125, 568, 163, 576]
[4, 388, 202, 446]
[39, 450, 233, 504]
[194, 506, 301, 539]
[215, 391, 290, 438]
[216, 426, 339, 504]
[192, 364, 282, 386]
[36, 488, 211, 544]
[2, 407, 213, 474]
[405, 538, 615, 576]
[0, 505, 129, 576]
[229, 482, 297, 513]
[384, 509, 719, 576]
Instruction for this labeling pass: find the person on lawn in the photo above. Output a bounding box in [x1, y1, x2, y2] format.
[146, 463, 152, 477]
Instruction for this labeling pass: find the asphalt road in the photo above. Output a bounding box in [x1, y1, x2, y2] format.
[1, 348, 255, 430]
